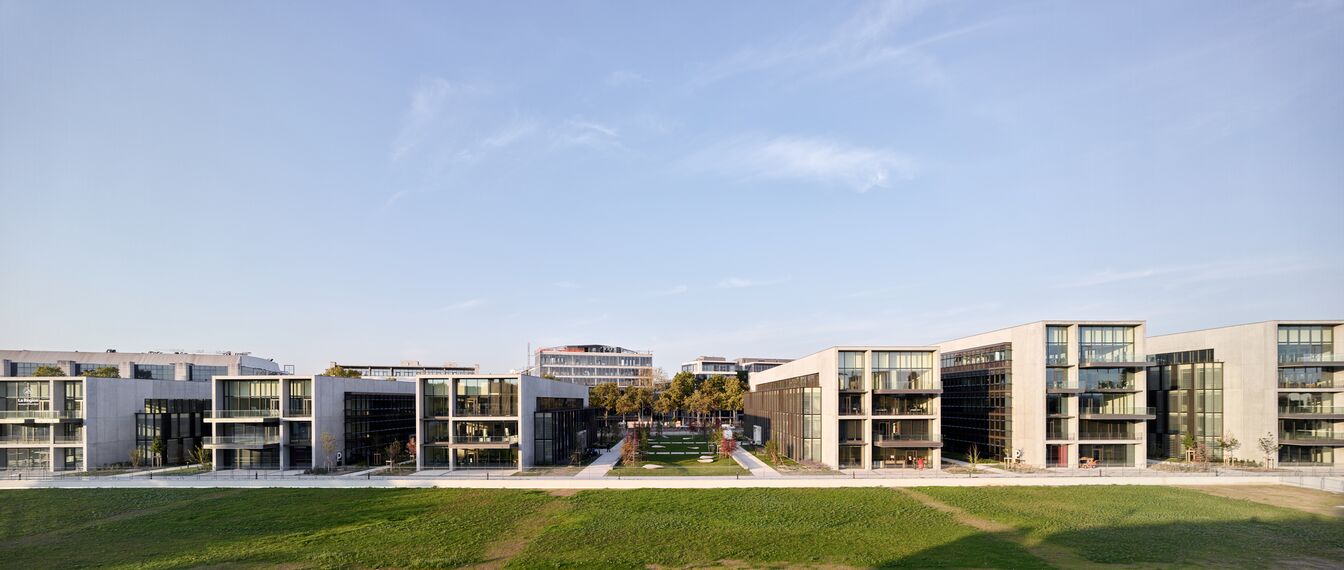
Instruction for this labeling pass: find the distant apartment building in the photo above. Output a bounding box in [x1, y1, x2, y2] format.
[744, 346, 941, 471]
[331, 360, 479, 380]
[534, 345, 654, 387]
[0, 349, 283, 380]
[1, 375, 209, 472]
[680, 356, 791, 381]
[206, 375, 416, 470]
[937, 321, 1153, 468]
[415, 373, 594, 471]
[1147, 320, 1343, 466]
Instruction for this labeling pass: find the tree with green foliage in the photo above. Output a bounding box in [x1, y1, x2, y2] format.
[542, 373, 557, 380]
[1257, 432, 1280, 469]
[702, 375, 731, 423]
[129, 447, 144, 469]
[1217, 432, 1241, 465]
[685, 389, 714, 427]
[667, 372, 696, 424]
[150, 437, 165, 467]
[385, 439, 403, 467]
[1181, 432, 1199, 461]
[322, 365, 361, 378]
[763, 438, 782, 464]
[81, 366, 120, 378]
[590, 382, 623, 442]
[721, 380, 745, 423]
[190, 444, 212, 470]
[653, 390, 677, 427]
[33, 365, 66, 377]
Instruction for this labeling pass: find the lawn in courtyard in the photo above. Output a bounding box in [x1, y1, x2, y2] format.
[605, 432, 750, 476]
[1, 485, 1340, 568]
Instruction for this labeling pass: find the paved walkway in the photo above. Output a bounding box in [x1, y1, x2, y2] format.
[942, 457, 1010, 474]
[730, 447, 781, 478]
[0, 474, 1298, 490]
[574, 441, 623, 479]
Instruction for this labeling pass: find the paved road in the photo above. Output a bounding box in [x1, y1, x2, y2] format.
[730, 447, 781, 477]
[574, 441, 623, 478]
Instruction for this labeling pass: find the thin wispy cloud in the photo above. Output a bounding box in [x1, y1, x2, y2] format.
[442, 298, 485, 311]
[456, 117, 541, 163]
[554, 119, 626, 150]
[1059, 258, 1313, 289]
[605, 70, 649, 87]
[390, 78, 487, 162]
[689, 134, 915, 192]
[651, 284, 689, 296]
[717, 276, 790, 289]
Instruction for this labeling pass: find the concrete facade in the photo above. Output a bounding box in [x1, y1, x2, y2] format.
[937, 321, 1151, 469]
[206, 375, 416, 471]
[1147, 320, 1344, 466]
[332, 360, 479, 380]
[414, 374, 590, 471]
[1, 349, 282, 380]
[0, 376, 209, 472]
[534, 345, 654, 387]
[745, 346, 942, 471]
[680, 356, 791, 381]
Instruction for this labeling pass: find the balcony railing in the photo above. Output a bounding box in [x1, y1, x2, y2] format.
[451, 435, 518, 444]
[1046, 431, 1073, 441]
[1279, 379, 1339, 389]
[53, 435, 83, 444]
[873, 433, 940, 443]
[286, 400, 313, 417]
[1079, 406, 1155, 417]
[1047, 378, 1078, 390]
[839, 373, 864, 391]
[0, 410, 78, 420]
[1278, 351, 1342, 365]
[1279, 430, 1339, 442]
[1279, 406, 1344, 415]
[839, 405, 865, 416]
[1078, 431, 1138, 440]
[454, 399, 518, 417]
[0, 435, 50, 444]
[206, 409, 280, 419]
[872, 405, 933, 415]
[1046, 350, 1070, 366]
[204, 435, 280, 445]
[1081, 380, 1138, 392]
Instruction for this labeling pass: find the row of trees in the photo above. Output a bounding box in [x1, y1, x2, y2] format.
[590, 372, 747, 427]
[33, 365, 119, 377]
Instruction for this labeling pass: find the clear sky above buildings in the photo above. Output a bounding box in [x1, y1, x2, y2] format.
[2, 1, 1341, 374]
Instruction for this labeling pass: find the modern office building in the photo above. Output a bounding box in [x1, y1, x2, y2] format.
[744, 346, 941, 471]
[0, 349, 284, 380]
[1147, 320, 1343, 466]
[680, 356, 791, 381]
[415, 373, 592, 471]
[206, 375, 416, 470]
[1, 375, 209, 472]
[331, 360, 479, 380]
[937, 321, 1153, 468]
[534, 345, 655, 387]
[135, 398, 210, 466]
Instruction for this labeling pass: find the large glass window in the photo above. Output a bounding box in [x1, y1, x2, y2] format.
[191, 365, 228, 382]
[455, 378, 519, 416]
[1080, 369, 1136, 391]
[287, 380, 312, 416]
[871, 351, 934, 391]
[423, 379, 453, 416]
[134, 364, 175, 380]
[1046, 326, 1069, 365]
[1278, 325, 1335, 364]
[10, 362, 56, 377]
[1078, 326, 1136, 363]
[453, 420, 518, 444]
[220, 380, 280, 415]
[838, 351, 865, 391]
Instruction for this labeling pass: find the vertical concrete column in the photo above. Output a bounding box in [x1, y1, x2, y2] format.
[0, 359, 11, 376]
[279, 421, 290, 471]
[227, 360, 241, 376]
[175, 363, 190, 381]
[120, 361, 134, 379]
[57, 360, 76, 376]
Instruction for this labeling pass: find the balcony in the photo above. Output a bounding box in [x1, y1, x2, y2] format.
[286, 400, 313, 417]
[1078, 431, 1140, 441]
[0, 435, 50, 444]
[1279, 406, 1344, 419]
[454, 398, 518, 417]
[1278, 352, 1344, 367]
[0, 410, 77, 422]
[203, 435, 281, 448]
[1046, 350, 1070, 367]
[1079, 406, 1156, 420]
[53, 434, 83, 445]
[1081, 380, 1140, 393]
[1278, 379, 1340, 390]
[1279, 430, 1344, 445]
[872, 433, 942, 448]
[450, 434, 518, 447]
[872, 379, 941, 395]
[1046, 378, 1082, 394]
[839, 374, 864, 392]
[205, 409, 281, 422]
[1078, 352, 1153, 368]
[1046, 431, 1073, 441]
[871, 404, 934, 416]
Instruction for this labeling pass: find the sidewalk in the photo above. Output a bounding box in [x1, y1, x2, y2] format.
[731, 448, 781, 478]
[575, 441, 624, 479]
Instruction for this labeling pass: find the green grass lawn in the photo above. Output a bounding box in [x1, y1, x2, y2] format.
[607, 453, 749, 476]
[2, 486, 1340, 568]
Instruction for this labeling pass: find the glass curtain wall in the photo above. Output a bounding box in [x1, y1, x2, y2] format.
[871, 351, 934, 391]
[455, 378, 519, 416]
[1078, 326, 1136, 363]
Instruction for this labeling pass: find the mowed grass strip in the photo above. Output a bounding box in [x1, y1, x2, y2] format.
[919, 485, 1344, 567]
[0, 488, 553, 569]
[508, 488, 1045, 568]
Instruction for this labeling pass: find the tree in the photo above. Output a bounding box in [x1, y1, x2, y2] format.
[719, 434, 738, 457]
[763, 439, 782, 464]
[967, 444, 980, 473]
[33, 365, 66, 377]
[636, 367, 668, 389]
[385, 439, 403, 467]
[150, 437, 165, 468]
[1257, 432, 1281, 469]
[590, 382, 623, 442]
[653, 391, 677, 428]
[407, 435, 417, 463]
[129, 447, 144, 469]
[686, 389, 714, 427]
[322, 365, 361, 378]
[542, 373, 557, 380]
[721, 380, 745, 423]
[667, 372, 696, 424]
[190, 444, 212, 470]
[1181, 433, 1199, 461]
[620, 430, 641, 466]
[702, 376, 730, 423]
[615, 388, 642, 424]
[321, 431, 338, 471]
[1216, 432, 1241, 465]
[82, 366, 120, 378]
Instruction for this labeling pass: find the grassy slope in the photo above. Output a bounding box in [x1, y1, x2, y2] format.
[3, 487, 1341, 569]
[920, 486, 1344, 567]
[510, 488, 1044, 568]
[0, 488, 552, 569]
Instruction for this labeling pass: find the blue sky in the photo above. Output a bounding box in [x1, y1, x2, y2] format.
[2, 1, 1341, 374]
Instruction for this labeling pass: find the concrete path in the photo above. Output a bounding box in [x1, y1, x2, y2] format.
[574, 441, 623, 479]
[0, 474, 1298, 490]
[942, 457, 1010, 474]
[111, 464, 202, 478]
[730, 447, 781, 478]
